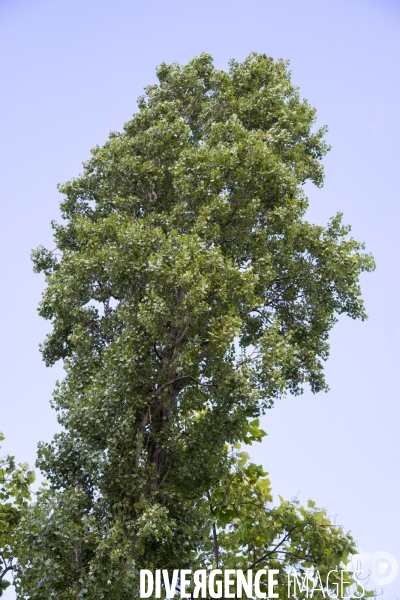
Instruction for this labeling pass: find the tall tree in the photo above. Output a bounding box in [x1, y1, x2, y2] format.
[16, 53, 374, 599]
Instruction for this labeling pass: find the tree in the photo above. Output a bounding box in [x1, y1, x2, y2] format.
[15, 53, 374, 599]
[0, 432, 34, 595]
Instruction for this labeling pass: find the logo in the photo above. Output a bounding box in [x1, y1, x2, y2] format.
[372, 551, 398, 586]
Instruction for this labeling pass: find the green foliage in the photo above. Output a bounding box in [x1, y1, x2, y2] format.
[16, 53, 374, 598]
[194, 443, 358, 599]
[0, 432, 34, 595]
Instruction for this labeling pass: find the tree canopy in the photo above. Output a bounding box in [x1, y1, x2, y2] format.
[15, 53, 374, 599]
[0, 432, 34, 596]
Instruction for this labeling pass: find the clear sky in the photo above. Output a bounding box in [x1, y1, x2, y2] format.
[1, 0, 399, 597]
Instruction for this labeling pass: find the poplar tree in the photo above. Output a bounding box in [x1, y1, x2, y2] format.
[15, 53, 374, 599]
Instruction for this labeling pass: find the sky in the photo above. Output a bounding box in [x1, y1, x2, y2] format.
[0, 0, 399, 597]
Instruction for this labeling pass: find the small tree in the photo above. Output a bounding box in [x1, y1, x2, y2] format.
[16, 53, 374, 599]
[0, 432, 34, 595]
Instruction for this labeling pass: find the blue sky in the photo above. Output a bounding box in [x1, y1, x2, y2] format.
[1, 0, 399, 596]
